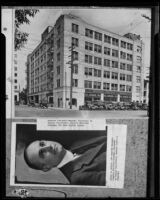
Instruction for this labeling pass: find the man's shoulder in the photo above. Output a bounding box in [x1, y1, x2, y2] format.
[70, 135, 107, 153]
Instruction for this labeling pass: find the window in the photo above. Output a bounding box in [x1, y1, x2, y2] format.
[57, 79, 60, 87]
[85, 42, 93, 51]
[57, 39, 60, 49]
[57, 52, 60, 61]
[104, 59, 110, 67]
[84, 67, 92, 76]
[136, 86, 140, 93]
[103, 82, 110, 90]
[85, 28, 93, 38]
[57, 25, 61, 35]
[73, 51, 78, 60]
[111, 83, 118, 91]
[14, 73, 17, 77]
[127, 64, 132, 71]
[85, 54, 92, 64]
[73, 79, 78, 87]
[84, 80, 92, 88]
[112, 72, 118, 80]
[112, 49, 118, 57]
[112, 38, 119, 46]
[121, 41, 126, 48]
[14, 60, 17, 65]
[127, 54, 133, 61]
[94, 57, 102, 65]
[95, 31, 102, 41]
[104, 71, 110, 78]
[126, 75, 132, 82]
[57, 66, 60, 75]
[14, 67, 17, 71]
[127, 43, 133, 50]
[137, 46, 142, 53]
[14, 79, 17, 83]
[104, 47, 110, 55]
[94, 81, 101, 89]
[120, 51, 126, 59]
[94, 69, 101, 77]
[112, 61, 118, 68]
[137, 66, 141, 73]
[136, 76, 141, 83]
[73, 64, 78, 74]
[104, 35, 111, 43]
[126, 85, 132, 92]
[72, 23, 78, 33]
[137, 56, 142, 62]
[120, 73, 126, 81]
[120, 84, 125, 91]
[72, 37, 79, 47]
[14, 86, 17, 89]
[120, 63, 126, 70]
[94, 44, 102, 53]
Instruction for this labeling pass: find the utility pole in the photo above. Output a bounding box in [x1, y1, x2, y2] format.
[69, 43, 75, 109]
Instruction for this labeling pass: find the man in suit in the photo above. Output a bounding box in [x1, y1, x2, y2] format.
[24, 135, 107, 186]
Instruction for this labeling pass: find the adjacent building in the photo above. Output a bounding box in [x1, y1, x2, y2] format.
[27, 14, 145, 109]
[14, 53, 20, 102]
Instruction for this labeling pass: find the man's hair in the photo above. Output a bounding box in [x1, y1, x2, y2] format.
[24, 145, 43, 170]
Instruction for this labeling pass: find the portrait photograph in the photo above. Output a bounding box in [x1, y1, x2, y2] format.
[11, 122, 108, 187]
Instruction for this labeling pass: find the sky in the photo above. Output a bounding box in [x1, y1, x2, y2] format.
[16, 7, 151, 90]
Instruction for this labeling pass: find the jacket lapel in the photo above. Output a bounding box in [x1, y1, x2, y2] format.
[72, 142, 105, 172]
[67, 142, 105, 173]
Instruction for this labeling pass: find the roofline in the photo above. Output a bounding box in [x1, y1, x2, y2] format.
[63, 13, 142, 43]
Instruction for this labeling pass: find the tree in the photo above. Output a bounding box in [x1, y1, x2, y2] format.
[15, 9, 39, 51]
[19, 88, 27, 104]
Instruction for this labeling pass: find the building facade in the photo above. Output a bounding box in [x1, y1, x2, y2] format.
[14, 53, 20, 102]
[27, 14, 145, 109]
[143, 78, 149, 104]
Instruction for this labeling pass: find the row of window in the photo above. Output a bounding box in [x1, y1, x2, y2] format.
[85, 54, 133, 66]
[31, 82, 53, 93]
[84, 67, 132, 81]
[31, 44, 46, 61]
[85, 41, 133, 60]
[56, 77, 133, 92]
[85, 80, 132, 92]
[72, 23, 133, 50]
[35, 83, 47, 92]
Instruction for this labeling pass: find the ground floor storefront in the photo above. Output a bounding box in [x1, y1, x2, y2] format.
[84, 89, 132, 104]
[28, 89, 132, 109]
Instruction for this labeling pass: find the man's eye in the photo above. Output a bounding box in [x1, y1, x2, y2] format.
[39, 141, 45, 147]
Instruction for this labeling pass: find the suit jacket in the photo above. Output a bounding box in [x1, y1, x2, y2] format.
[60, 136, 107, 186]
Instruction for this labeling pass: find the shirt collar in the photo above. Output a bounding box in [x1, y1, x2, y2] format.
[57, 150, 74, 168]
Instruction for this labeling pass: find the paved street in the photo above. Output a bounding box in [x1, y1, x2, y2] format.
[15, 105, 148, 118]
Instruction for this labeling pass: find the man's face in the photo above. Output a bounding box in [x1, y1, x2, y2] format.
[26, 140, 66, 171]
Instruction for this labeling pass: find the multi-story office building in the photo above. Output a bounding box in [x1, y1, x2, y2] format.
[14, 53, 20, 102]
[27, 26, 54, 105]
[27, 14, 145, 109]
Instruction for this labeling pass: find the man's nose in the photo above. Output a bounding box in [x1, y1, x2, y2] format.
[41, 145, 52, 152]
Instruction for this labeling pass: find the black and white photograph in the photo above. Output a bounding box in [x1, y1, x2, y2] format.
[2, 6, 159, 198]
[11, 122, 108, 186]
[8, 7, 151, 118]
